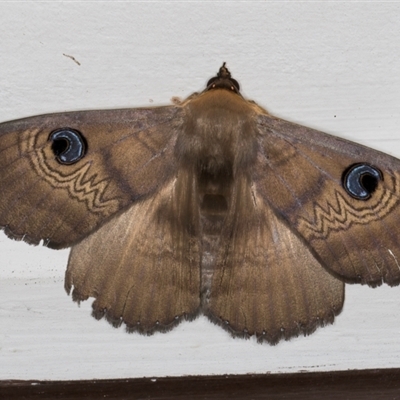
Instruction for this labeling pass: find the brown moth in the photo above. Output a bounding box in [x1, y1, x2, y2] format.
[1, 63, 399, 344]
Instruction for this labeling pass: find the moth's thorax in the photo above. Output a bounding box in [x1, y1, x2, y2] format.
[178, 89, 258, 229]
[178, 89, 258, 177]
[177, 89, 258, 215]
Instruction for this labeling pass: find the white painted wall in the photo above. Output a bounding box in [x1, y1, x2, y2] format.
[1, 2, 400, 380]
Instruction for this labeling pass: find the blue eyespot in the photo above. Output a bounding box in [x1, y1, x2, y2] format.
[343, 163, 382, 200]
[49, 128, 87, 164]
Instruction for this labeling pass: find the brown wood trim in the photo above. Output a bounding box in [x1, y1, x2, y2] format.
[1, 368, 400, 399]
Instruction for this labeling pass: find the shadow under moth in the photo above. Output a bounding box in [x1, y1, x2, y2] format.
[1, 63, 399, 344]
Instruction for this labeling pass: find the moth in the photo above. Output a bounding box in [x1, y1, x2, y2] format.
[1, 63, 399, 344]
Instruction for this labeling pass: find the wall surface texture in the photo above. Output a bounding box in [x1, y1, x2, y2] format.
[1, 2, 400, 380]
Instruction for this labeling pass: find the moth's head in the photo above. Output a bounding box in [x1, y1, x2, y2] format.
[206, 63, 240, 94]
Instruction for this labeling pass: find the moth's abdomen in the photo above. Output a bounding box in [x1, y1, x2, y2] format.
[199, 193, 228, 303]
[196, 167, 232, 302]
